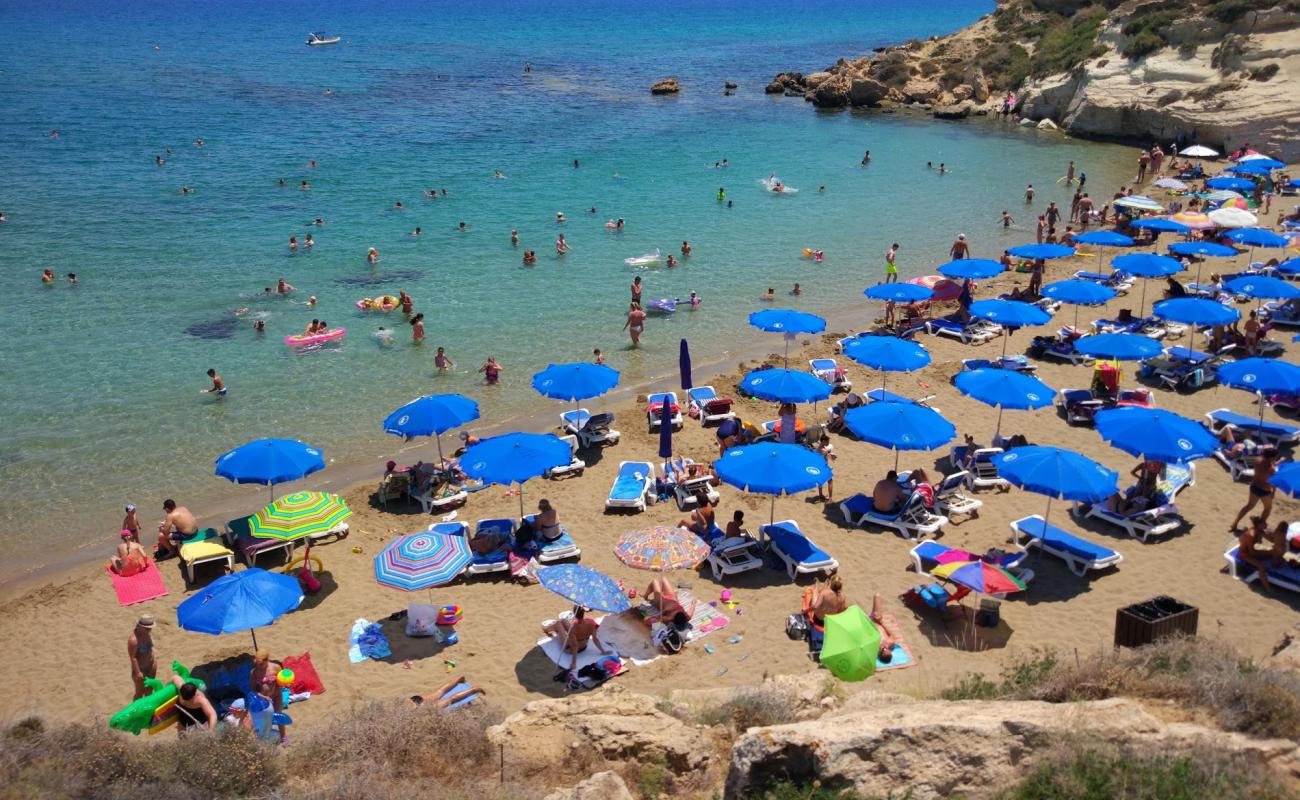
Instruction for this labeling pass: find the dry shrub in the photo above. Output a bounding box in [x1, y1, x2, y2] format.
[696, 686, 800, 732]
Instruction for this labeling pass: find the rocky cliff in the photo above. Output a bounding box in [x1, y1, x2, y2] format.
[767, 0, 1300, 160]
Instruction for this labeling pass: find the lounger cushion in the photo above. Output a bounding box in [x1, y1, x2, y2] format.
[765, 522, 830, 563]
[611, 464, 650, 498]
[1017, 517, 1116, 561]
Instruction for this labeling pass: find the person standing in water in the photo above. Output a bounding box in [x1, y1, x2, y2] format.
[624, 302, 646, 348]
[631, 276, 642, 305]
[885, 243, 900, 284]
[435, 346, 455, 371]
[556, 233, 570, 254]
[410, 313, 425, 343]
[861, 150, 871, 166]
[479, 356, 503, 384]
[205, 369, 227, 396]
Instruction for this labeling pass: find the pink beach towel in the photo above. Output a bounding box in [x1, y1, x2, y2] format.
[106, 560, 168, 606]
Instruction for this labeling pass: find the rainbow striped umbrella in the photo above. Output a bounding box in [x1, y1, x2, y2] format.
[374, 531, 472, 591]
[614, 525, 709, 572]
[932, 560, 1025, 595]
[1170, 211, 1214, 230]
[249, 491, 352, 542]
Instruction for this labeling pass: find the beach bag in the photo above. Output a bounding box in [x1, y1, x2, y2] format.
[786, 613, 809, 641]
[405, 603, 441, 637]
[576, 663, 609, 684]
[653, 625, 683, 654]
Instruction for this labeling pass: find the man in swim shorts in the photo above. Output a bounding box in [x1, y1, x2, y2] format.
[206, 369, 227, 396]
[885, 243, 899, 283]
[156, 499, 199, 559]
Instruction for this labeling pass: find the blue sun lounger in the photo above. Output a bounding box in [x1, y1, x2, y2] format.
[864, 388, 938, 409]
[924, 317, 999, 344]
[1010, 515, 1123, 576]
[1205, 408, 1300, 446]
[605, 461, 655, 512]
[438, 520, 511, 576]
[760, 520, 838, 580]
[522, 514, 582, 563]
[1224, 547, 1300, 594]
[839, 492, 946, 539]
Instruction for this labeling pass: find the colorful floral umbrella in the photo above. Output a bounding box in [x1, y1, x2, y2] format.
[932, 560, 1026, 595]
[249, 491, 352, 541]
[538, 564, 631, 613]
[1170, 211, 1214, 230]
[820, 605, 881, 682]
[374, 531, 472, 591]
[907, 274, 962, 301]
[614, 525, 709, 572]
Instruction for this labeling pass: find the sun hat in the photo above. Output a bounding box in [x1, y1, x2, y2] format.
[120, 529, 133, 539]
[125, 504, 136, 512]
[137, 614, 156, 629]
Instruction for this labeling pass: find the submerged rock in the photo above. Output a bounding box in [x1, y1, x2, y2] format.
[650, 77, 680, 95]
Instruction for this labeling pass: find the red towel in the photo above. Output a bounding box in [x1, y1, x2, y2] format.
[281, 652, 325, 695]
[106, 561, 168, 606]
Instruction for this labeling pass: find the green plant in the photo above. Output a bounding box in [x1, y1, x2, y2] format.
[1029, 10, 1107, 76]
[696, 687, 800, 731]
[976, 42, 1032, 90]
[940, 673, 1001, 700]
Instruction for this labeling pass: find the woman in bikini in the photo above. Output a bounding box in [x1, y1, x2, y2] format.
[623, 302, 646, 348]
[1231, 447, 1281, 531]
[534, 499, 563, 542]
[642, 576, 697, 629]
[479, 356, 502, 385]
[541, 607, 609, 677]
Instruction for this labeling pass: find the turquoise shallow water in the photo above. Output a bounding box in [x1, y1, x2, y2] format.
[0, 0, 1140, 571]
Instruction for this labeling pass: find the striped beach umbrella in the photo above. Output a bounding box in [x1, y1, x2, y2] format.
[614, 525, 710, 572]
[249, 491, 352, 541]
[374, 531, 472, 591]
[932, 560, 1026, 595]
[1170, 211, 1214, 230]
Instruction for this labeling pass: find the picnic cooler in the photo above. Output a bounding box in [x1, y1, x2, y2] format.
[1114, 595, 1197, 648]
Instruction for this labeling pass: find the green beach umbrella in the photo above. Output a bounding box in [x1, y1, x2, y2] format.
[820, 605, 882, 682]
[249, 491, 352, 541]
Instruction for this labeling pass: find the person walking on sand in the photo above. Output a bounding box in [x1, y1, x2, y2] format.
[127, 615, 157, 700]
[1231, 447, 1282, 531]
[624, 302, 646, 348]
[885, 243, 899, 283]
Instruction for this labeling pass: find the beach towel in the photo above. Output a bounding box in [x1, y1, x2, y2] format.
[281, 652, 325, 695]
[349, 618, 391, 663]
[106, 561, 168, 606]
[875, 614, 917, 672]
[439, 680, 479, 709]
[536, 616, 629, 687]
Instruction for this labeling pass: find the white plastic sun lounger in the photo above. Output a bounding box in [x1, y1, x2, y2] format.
[605, 461, 655, 512]
[705, 534, 764, 581]
[1224, 546, 1300, 593]
[544, 434, 586, 479]
[1010, 515, 1123, 576]
[839, 492, 947, 539]
[1205, 408, 1300, 447]
[687, 386, 735, 425]
[647, 392, 684, 431]
[760, 520, 838, 580]
[809, 358, 852, 393]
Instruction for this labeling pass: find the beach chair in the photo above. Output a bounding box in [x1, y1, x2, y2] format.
[908, 540, 1033, 596]
[1224, 547, 1300, 593]
[223, 516, 295, 567]
[1058, 388, 1108, 426]
[1073, 270, 1134, 294]
[1010, 516, 1124, 576]
[932, 471, 983, 519]
[1205, 408, 1300, 446]
[864, 388, 939, 410]
[1092, 314, 1173, 339]
[1073, 464, 1194, 543]
[1214, 437, 1264, 482]
[760, 520, 838, 580]
[705, 534, 764, 581]
[947, 446, 1009, 491]
[1261, 300, 1300, 327]
[809, 358, 852, 393]
[377, 470, 410, 509]
[664, 460, 721, 511]
[561, 409, 621, 449]
[925, 317, 999, 344]
[835, 331, 873, 353]
[521, 515, 581, 563]
[451, 519, 511, 575]
[605, 461, 655, 512]
[646, 392, 683, 431]
[410, 481, 468, 515]
[544, 435, 586, 479]
[1117, 388, 1156, 409]
[962, 356, 1037, 375]
[1138, 346, 1228, 393]
[687, 386, 735, 426]
[1028, 333, 1093, 365]
[178, 528, 235, 584]
[839, 492, 947, 539]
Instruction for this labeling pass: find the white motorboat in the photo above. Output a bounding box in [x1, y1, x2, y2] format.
[306, 32, 341, 46]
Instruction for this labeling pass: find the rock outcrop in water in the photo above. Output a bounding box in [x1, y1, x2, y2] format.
[650, 77, 681, 94]
[764, 0, 1300, 159]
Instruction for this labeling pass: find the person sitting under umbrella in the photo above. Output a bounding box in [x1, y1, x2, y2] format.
[542, 608, 609, 677]
[676, 497, 715, 536]
[827, 393, 864, 433]
[872, 471, 904, 514]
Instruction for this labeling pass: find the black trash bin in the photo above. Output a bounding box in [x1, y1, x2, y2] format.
[1114, 595, 1198, 648]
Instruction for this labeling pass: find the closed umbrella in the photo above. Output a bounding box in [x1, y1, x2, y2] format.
[714, 442, 830, 523]
[938, 259, 1005, 280]
[969, 299, 1052, 357]
[749, 309, 826, 366]
[658, 397, 674, 459]
[820, 605, 881, 682]
[954, 368, 1056, 442]
[739, 368, 833, 404]
[461, 432, 571, 517]
[176, 568, 303, 649]
[841, 335, 931, 391]
[383, 393, 480, 462]
[679, 339, 693, 391]
[214, 438, 326, 500]
[1093, 407, 1218, 463]
[843, 401, 955, 471]
[1075, 333, 1163, 361]
[992, 445, 1118, 531]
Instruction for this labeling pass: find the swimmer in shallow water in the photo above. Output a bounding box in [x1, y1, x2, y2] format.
[689, 291, 700, 308]
[411, 227, 421, 237]
[762, 287, 775, 302]
[494, 170, 506, 179]
[666, 254, 677, 267]
[205, 369, 227, 396]
[253, 319, 265, 333]
[791, 283, 802, 296]
[42, 268, 55, 283]
[299, 181, 310, 190]
[395, 200, 404, 210]
[681, 241, 692, 256]
[0, 211, 7, 222]
[555, 211, 565, 223]
[555, 233, 569, 254]
[289, 236, 298, 251]
[276, 278, 295, 294]
[305, 233, 314, 247]
[67, 273, 78, 285]
[435, 346, 455, 371]
[511, 229, 519, 247]
[458, 222, 467, 232]
[368, 248, 379, 264]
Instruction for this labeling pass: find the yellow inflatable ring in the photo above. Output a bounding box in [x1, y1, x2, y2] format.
[285, 555, 323, 575]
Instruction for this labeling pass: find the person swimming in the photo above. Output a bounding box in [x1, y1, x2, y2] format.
[458, 221, 467, 232]
[41, 268, 55, 283]
[411, 227, 421, 237]
[556, 233, 569, 254]
[289, 235, 298, 251]
[555, 211, 565, 223]
[791, 283, 802, 296]
[666, 254, 677, 267]
[368, 247, 379, 264]
[762, 287, 775, 302]
[511, 229, 519, 246]
[305, 233, 314, 247]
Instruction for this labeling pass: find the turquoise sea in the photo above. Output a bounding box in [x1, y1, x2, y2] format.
[0, 0, 1140, 576]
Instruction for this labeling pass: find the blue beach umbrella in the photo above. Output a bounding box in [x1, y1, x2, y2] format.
[532, 362, 620, 401]
[1274, 257, 1300, 275]
[679, 339, 693, 391]
[1042, 279, 1117, 329]
[938, 258, 1005, 280]
[993, 445, 1117, 528]
[1071, 231, 1134, 248]
[1152, 298, 1240, 327]
[214, 438, 326, 500]
[374, 531, 473, 592]
[539, 563, 631, 613]
[969, 299, 1052, 357]
[1167, 241, 1237, 258]
[1224, 228, 1289, 249]
[1206, 176, 1256, 192]
[1093, 407, 1218, 463]
[1290, 179, 1300, 189]
[1075, 333, 1163, 361]
[1237, 156, 1285, 170]
[1131, 218, 1190, 234]
[1225, 162, 1271, 175]
[1270, 462, 1300, 497]
[460, 432, 571, 516]
[740, 368, 833, 404]
[1008, 243, 1076, 260]
[1223, 275, 1300, 301]
[841, 335, 931, 391]
[865, 283, 935, 303]
[383, 393, 480, 462]
[1112, 253, 1183, 314]
[658, 397, 674, 459]
[954, 368, 1056, 441]
[749, 309, 826, 365]
[843, 401, 955, 471]
[714, 442, 831, 523]
[176, 568, 304, 649]
[1218, 358, 1300, 397]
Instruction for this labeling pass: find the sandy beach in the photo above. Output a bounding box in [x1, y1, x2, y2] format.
[2, 244, 1297, 733]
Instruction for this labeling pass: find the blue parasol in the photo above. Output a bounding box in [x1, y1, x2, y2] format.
[1094, 407, 1218, 463]
[843, 401, 955, 471]
[740, 368, 833, 404]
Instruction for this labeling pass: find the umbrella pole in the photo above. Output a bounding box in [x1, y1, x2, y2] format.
[251, 628, 259, 651]
[1139, 280, 1148, 317]
[435, 432, 444, 465]
[769, 496, 776, 526]
[993, 406, 1004, 444]
[1073, 304, 1080, 332]
[1043, 496, 1053, 530]
[519, 483, 526, 520]
[1001, 328, 1010, 359]
[893, 449, 900, 473]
